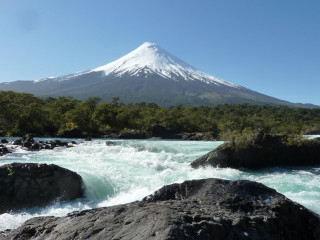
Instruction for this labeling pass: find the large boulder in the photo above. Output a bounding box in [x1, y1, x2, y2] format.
[181, 132, 218, 141]
[191, 132, 320, 169]
[0, 163, 84, 214]
[1, 178, 319, 240]
[0, 145, 10, 156]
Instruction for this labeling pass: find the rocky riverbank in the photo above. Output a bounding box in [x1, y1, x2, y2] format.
[191, 131, 320, 169]
[57, 124, 218, 140]
[0, 130, 218, 145]
[0, 137, 77, 157]
[1, 178, 319, 240]
[0, 163, 84, 214]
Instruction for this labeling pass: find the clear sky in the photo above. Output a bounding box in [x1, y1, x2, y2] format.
[0, 0, 319, 105]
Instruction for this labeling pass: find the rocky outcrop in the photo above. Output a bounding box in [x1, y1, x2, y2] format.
[180, 132, 218, 141]
[191, 132, 320, 169]
[1, 178, 320, 240]
[0, 163, 84, 214]
[104, 130, 147, 139]
[143, 125, 218, 140]
[0, 145, 11, 156]
[0, 137, 77, 156]
[0, 139, 8, 144]
[105, 140, 118, 146]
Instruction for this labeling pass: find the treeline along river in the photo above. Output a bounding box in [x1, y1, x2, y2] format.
[1, 91, 320, 138]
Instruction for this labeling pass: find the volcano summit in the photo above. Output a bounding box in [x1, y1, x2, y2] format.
[0, 42, 312, 106]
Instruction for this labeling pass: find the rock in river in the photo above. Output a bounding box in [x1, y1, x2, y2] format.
[1, 178, 319, 239]
[0, 163, 84, 214]
[191, 132, 320, 169]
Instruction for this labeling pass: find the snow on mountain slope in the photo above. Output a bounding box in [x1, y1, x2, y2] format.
[32, 42, 240, 89]
[91, 42, 241, 89]
[34, 70, 91, 83]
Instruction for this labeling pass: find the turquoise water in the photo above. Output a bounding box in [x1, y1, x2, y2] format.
[0, 138, 319, 231]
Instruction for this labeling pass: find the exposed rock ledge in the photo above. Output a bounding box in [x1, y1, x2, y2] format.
[1, 178, 320, 240]
[191, 132, 320, 169]
[0, 163, 84, 214]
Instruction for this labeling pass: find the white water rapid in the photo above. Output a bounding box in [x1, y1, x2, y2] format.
[0, 138, 319, 231]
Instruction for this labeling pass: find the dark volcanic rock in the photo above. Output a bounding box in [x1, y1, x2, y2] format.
[1, 178, 320, 240]
[6, 137, 77, 153]
[314, 137, 320, 141]
[105, 140, 118, 146]
[22, 136, 35, 143]
[0, 163, 84, 214]
[12, 139, 22, 145]
[191, 132, 320, 169]
[104, 130, 147, 139]
[0, 145, 11, 156]
[22, 141, 32, 148]
[31, 142, 40, 150]
[181, 132, 218, 141]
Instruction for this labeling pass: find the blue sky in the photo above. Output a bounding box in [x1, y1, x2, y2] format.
[0, 0, 319, 105]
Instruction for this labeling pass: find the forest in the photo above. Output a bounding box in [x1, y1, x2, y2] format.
[1, 91, 320, 139]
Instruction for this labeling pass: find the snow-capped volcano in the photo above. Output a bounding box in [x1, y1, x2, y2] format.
[91, 42, 239, 88]
[0, 42, 313, 107]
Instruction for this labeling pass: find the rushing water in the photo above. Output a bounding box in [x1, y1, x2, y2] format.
[0, 138, 320, 231]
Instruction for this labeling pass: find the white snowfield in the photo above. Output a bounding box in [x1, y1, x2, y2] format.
[34, 42, 241, 89]
[92, 42, 240, 88]
[34, 71, 90, 83]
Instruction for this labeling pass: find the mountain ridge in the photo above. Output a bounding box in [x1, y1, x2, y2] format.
[0, 42, 318, 108]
